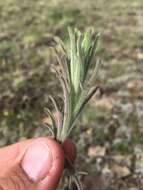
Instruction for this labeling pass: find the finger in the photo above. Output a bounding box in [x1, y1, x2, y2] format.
[36, 139, 65, 190]
[0, 139, 32, 174]
[0, 137, 65, 190]
[37, 139, 77, 190]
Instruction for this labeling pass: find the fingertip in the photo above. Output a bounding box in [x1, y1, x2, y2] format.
[36, 138, 65, 190]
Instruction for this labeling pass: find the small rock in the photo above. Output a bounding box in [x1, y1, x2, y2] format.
[137, 52, 143, 60]
[127, 79, 143, 90]
[129, 188, 138, 190]
[88, 146, 106, 157]
[111, 164, 131, 178]
[95, 97, 114, 110]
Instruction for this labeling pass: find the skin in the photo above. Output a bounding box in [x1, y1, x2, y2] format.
[0, 137, 76, 190]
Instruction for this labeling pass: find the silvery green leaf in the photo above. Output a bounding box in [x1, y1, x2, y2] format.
[86, 58, 102, 87]
[84, 33, 100, 81]
[68, 27, 76, 83]
[48, 95, 63, 139]
[44, 108, 57, 138]
[43, 123, 55, 138]
[82, 30, 92, 57]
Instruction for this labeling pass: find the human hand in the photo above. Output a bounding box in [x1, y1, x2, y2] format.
[0, 137, 76, 190]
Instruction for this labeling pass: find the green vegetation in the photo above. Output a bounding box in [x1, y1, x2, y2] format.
[0, 0, 143, 189]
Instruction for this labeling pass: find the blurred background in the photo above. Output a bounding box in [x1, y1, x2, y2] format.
[0, 0, 143, 189]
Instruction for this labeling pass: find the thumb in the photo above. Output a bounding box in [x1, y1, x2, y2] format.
[0, 138, 65, 190]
